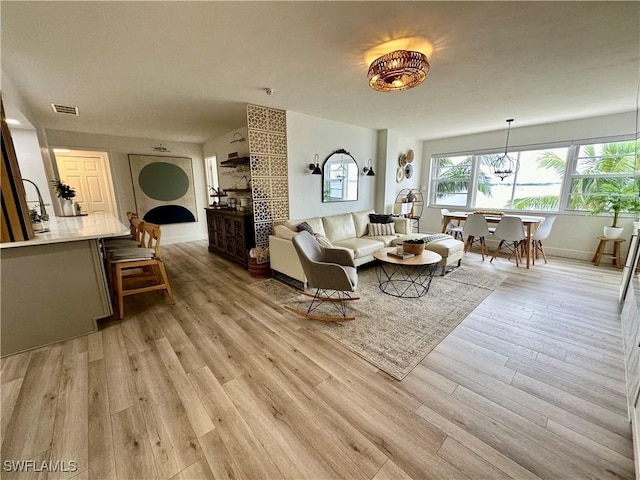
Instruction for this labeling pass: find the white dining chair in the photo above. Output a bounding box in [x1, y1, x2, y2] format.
[531, 215, 557, 264]
[462, 213, 492, 260]
[490, 216, 527, 267]
[440, 209, 463, 240]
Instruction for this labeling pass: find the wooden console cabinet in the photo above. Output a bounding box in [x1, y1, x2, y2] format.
[205, 208, 255, 267]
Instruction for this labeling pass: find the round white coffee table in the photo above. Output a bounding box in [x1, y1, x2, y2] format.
[373, 247, 443, 298]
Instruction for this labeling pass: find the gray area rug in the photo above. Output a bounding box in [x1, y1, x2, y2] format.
[249, 266, 507, 380]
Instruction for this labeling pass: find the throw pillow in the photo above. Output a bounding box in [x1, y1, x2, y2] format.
[314, 234, 333, 248]
[368, 213, 394, 224]
[296, 222, 314, 234]
[368, 222, 396, 236]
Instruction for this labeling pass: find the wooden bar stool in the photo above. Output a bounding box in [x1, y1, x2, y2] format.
[109, 222, 175, 318]
[592, 236, 625, 268]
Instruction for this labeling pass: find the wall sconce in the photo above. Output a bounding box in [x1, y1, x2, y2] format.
[363, 159, 375, 176]
[309, 154, 322, 175]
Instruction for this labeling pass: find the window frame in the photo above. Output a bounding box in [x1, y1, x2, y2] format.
[429, 134, 637, 214]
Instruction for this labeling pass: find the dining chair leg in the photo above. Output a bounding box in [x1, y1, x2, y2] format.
[464, 236, 474, 253]
[480, 237, 486, 260]
[157, 260, 175, 304]
[529, 240, 534, 265]
[539, 240, 548, 263]
[513, 241, 520, 267]
[490, 240, 503, 263]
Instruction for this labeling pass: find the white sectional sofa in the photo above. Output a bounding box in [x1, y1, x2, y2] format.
[269, 210, 464, 285]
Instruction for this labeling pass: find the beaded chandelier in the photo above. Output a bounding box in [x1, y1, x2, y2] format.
[490, 119, 520, 181]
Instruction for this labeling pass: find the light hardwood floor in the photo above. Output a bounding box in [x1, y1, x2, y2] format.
[1, 240, 635, 479]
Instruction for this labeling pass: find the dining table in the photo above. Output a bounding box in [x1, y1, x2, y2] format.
[441, 211, 546, 269]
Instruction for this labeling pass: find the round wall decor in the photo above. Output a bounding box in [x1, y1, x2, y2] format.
[399, 153, 407, 166]
[404, 164, 414, 179]
[406, 149, 414, 163]
[396, 167, 405, 183]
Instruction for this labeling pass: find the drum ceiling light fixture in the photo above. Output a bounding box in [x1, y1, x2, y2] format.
[368, 50, 430, 92]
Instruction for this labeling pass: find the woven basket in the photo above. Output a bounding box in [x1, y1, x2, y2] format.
[248, 258, 271, 278]
[402, 242, 425, 255]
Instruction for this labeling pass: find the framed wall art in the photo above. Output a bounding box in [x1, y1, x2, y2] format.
[128, 154, 197, 224]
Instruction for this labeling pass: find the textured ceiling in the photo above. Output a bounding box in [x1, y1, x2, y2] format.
[2, 1, 639, 144]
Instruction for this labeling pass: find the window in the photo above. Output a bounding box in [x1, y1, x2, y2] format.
[431, 138, 638, 213]
[567, 140, 638, 211]
[432, 155, 473, 207]
[474, 148, 567, 211]
[205, 155, 219, 205]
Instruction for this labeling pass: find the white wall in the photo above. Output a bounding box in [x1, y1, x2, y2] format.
[45, 129, 207, 244]
[202, 126, 250, 205]
[379, 129, 423, 213]
[2, 71, 59, 207]
[420, 111, 639, 260]
[10, 128, 55, 215]
[286, 111, 378, 219]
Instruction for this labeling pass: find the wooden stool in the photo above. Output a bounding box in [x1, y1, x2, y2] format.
[592, 236, 625, 268]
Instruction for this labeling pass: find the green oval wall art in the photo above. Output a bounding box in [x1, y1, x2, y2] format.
[139, 162, 189, 201]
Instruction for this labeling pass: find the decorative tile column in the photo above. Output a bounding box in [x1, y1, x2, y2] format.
[247, 104, 289, 264]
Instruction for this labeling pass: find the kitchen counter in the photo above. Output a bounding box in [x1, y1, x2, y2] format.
[1, 214, 129, 357]
[0, 214, 129, 249]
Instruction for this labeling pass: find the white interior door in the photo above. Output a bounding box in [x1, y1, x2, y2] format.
[55, 151, 116, 216]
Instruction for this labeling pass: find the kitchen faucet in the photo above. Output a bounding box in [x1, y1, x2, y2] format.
[21, 178, 49, 220]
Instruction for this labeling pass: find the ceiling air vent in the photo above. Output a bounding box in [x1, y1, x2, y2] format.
[51, 103, 79, 115]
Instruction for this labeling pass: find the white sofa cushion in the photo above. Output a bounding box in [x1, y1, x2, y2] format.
[273, 224, 297, 240]
[392, 217, 412, 234]
[332, 237, 384, 258]
[352, 210, 375, 238]
[366, 235, 399, 245]
[323, 213, 357, 243]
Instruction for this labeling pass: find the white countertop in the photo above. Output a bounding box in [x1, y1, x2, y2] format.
[0, 214, 129, 249]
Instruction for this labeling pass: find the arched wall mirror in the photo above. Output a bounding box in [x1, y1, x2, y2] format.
[322, 149, 359, 202]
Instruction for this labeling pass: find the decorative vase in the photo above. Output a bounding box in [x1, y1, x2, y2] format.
[62, 199, 75, 216]
[603, 226, 623, 239]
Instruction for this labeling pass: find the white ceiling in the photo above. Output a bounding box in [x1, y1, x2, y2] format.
[2, 1, 639, 144]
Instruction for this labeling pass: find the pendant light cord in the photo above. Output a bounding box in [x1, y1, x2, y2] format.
[504, 119, 514, 156]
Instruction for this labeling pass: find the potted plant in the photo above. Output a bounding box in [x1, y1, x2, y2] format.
[589, 193, 640, 239]
[51, 178, 76, 216]
[28, 206, 49, 232]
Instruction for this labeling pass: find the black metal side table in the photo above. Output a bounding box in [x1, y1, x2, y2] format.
[373, 247, 442, 298]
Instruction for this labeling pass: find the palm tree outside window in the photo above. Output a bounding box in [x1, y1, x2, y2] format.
[431, 138, 639, 214]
